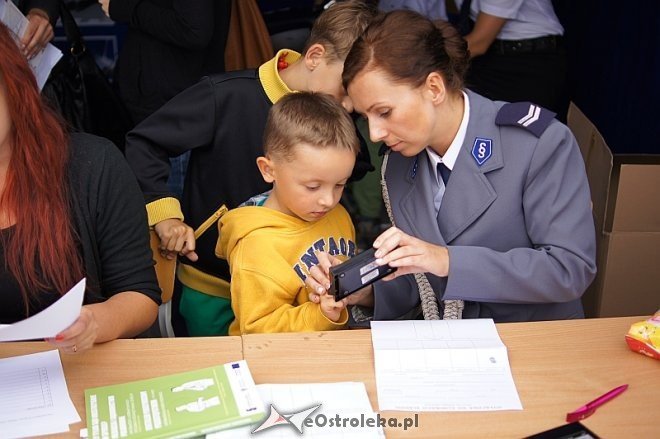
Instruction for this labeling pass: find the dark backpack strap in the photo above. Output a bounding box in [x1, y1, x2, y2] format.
[57, 0, 86, 56]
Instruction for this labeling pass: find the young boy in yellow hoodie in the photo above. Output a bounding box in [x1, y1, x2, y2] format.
[124, 1, 379, 336]
[215, 92, 359, 335]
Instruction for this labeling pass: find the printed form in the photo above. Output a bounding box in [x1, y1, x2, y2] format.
[208, 382, 384, 438]
[371, 319, 523, 412]
[0, 350, 80, 438]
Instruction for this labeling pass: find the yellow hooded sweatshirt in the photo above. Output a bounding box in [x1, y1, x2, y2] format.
[216, 204, 356, 335]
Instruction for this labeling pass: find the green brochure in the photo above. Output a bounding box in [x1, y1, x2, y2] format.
[84, 360, 265, 439]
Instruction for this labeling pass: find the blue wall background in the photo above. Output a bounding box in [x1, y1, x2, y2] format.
[60, 1, 659, 154]
[555, 0, 660, 154]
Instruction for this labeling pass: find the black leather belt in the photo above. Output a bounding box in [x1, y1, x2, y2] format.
[489, 35, 562, 54]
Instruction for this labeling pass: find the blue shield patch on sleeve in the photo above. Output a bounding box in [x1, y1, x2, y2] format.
[471, 138, 492, 166]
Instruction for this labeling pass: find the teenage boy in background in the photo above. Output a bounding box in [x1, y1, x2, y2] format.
[124, 1, 379, 336]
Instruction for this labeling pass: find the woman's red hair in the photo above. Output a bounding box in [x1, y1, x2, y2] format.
[0, 24, 83, 310]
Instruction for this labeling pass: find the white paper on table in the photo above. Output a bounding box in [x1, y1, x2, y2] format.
[0, 0, 63, 90]
[0, 278, 86, 342]
[208, 382, 385, 438]
[371, 319, 523, 412]
[0, 350, 80, 438]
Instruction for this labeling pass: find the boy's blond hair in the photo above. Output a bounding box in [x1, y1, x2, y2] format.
[263, 92, 359, 160]
[303, 0, 379, 63]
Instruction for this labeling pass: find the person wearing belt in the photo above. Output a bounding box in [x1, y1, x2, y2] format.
[459, 0, 569, 121]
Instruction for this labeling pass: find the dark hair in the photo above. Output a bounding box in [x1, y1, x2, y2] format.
[342, 10, 469, 91]
[263, 92, 359, 160]
[0, 23, 83, 310]
[303, 0, 379, 63]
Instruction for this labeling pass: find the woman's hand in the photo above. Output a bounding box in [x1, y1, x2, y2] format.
[21, 9, 54, 59]
[154, 218, 198, 261]
[373, 226, 450, 279]
[46, 306, 99, 354]
[46, 292, 158, 353]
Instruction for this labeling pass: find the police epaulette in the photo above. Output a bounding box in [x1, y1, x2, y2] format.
[495, 102, 556, 138]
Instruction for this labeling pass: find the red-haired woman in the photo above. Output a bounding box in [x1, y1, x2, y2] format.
[0, 22, 160, 354]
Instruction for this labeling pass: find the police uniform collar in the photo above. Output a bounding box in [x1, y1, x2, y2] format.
[463, 90, 504, 174]
[426, 90, 470, 172]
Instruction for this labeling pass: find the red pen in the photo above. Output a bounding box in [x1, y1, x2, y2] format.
[566, 384, 628, 422]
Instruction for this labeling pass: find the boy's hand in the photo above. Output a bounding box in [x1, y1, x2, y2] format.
[154, 219, 198, 261]
[306, 251, 376, 307]
[304, 251, 341, 298]
[318, 290, 346, 322]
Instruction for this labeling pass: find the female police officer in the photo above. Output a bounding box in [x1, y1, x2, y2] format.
[308, 10, 596, 323]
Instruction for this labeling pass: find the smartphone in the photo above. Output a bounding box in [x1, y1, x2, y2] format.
[329, 248, 395, 301]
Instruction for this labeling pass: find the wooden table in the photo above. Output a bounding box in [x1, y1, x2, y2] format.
[243, 316, 659, 438]
[2, 317, 657, 438]
[0, 337, 243, 438]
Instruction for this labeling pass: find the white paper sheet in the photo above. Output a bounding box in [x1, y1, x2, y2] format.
[208, 382, 385, 438]
[28, 43, 63, 90]
[0, 350, 80, 438]
[0, 278, 86, 341]
[0, 0, 62, 90]
[371, 319, 523, 412]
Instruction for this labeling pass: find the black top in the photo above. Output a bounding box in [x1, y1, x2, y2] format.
[125, 69, 374, 285]
[0, 227, 60, 323]
[109, 0, 231, 124]
[0, 133, 161, 324]
[125, 70, 273, 282]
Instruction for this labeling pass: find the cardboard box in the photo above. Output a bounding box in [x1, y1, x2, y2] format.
[568, 104, 660, 318]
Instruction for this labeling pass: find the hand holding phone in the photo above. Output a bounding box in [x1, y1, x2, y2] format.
[329, 248, 395, 302]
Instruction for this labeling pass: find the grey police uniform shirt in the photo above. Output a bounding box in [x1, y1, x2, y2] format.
[459, 0, 564, 40]
[372, 90, 597, 323]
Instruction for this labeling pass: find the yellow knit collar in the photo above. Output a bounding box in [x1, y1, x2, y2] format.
[258, 49, 301, 104]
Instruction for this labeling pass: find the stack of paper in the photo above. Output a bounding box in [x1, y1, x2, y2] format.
[0, 350, 80, 438]
[371, 319, 523, 411]
[209, 382, 385, 438]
